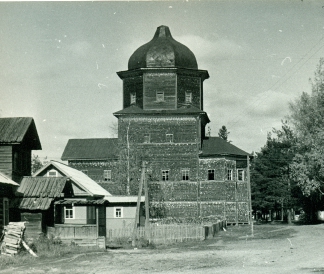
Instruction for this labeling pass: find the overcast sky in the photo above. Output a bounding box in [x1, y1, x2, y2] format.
[1, 1, 324, 161]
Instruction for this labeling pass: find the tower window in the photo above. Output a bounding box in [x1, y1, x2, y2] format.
[156, 91, 164, 102]
[208, 169, 215, 180]
[185, 92, 192, 103]
[144, 133, 150, 143]
[162, 170, 169, 181]
[181, 169, 190, 181]
[166, 134, 173, 143]
[130, 92, 136, 104]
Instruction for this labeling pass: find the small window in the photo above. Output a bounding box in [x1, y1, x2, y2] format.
[144, 133, 150, 143]
[156, 91, 164, 102]
[227, 169, 233, 181]
[208, 169, 215, 180]
[104, 170, 111, 181]
[166, 134, 173, 143]
[237, 169, 244, 181]
[114, 207, 123, 218]
[162, 170, 169, 181]
[81, 170, 88, 175]
[47, 170, 57, 177]
[181, 169, 189, 181]
[130, 92, 136, 104]
[185, 92, 192, 103]
[65, 205, 74, 219]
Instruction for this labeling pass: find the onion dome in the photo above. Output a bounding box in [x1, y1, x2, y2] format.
[128, 25, 198, 70]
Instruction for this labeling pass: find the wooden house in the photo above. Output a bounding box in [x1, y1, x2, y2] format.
[0, 117, 41, 183]
[17, 161, 144, 239]
[0, 172, 19, 232]
[61, 26, 252, 224]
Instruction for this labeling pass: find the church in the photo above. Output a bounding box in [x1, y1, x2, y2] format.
[61, 26, 251, 224]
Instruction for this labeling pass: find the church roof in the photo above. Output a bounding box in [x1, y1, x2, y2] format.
[128, 25, 198, 70]
[113, 104, 210, 122]
[61, 138, 118, 161]
[201, 137, 250, 157]
[0, 117, 41, 149]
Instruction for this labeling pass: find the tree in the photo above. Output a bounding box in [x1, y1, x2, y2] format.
[218, 125, 230, 142]
[288, 58, 324, 221]
[31, 154, 44, 175]
[251, 122, 297, 221]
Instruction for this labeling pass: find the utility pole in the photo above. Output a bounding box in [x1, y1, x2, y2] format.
[247, 155, 254, 236]
[132, 161, 146, 247]
[143, 162, 150, 242]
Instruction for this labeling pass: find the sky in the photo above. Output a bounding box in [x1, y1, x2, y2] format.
[1, 0, 324, 162]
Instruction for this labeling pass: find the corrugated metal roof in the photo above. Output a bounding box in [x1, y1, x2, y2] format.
[19, 197, 53, 210]
[0, 171, 19, 186]
[33, 161, 112, 197]
[201, 137, 250, 157]
[54, 199, 107, 205]
[105, 196, 145, 203]
[0, 117, 41, 149]
[17, 177, 67, 198]
[61, 138, 118, 160]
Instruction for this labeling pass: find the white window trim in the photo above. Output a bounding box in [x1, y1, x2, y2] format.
[208, 169, 215, 180]
[227, 169, 233, 181]
[64, 205, 75, 219]
[181, 169, 190, 181]
[114, 207, 123, 218]
[130, 92, 136, 104]
[237, 169, 244, 181]
[47, 170, 58, 177]
[166, 134, 173, 143]
[162, 169, 169, 181]
[144, 133, 150, 143]
[185, 92, 192, 103]
[104, 170, 112, 181]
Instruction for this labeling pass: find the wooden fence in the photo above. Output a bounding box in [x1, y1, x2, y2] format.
[47, 225, 97, 239]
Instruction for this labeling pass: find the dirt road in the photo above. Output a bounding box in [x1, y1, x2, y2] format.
[1, 223, 323, 274]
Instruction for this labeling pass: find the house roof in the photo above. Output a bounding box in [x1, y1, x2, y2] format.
[105, 196, 145, 203]
[16, 177, 68, 210]
[0, 171, 19, 186]
[113, 105, 210, 123]
[61, 138, 118, 161]
[54, 199, 108, 205]
[33, 161, 112, 197]
[201, 137, 250, 157]
[0, 117, 41, 149]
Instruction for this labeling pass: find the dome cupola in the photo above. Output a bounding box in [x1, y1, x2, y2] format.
[128, 25, 198, 70]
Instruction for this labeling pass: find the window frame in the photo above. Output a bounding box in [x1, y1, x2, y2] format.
[114, 207, 123, 218]
[166, 134, 173, 143]
[130, 92, 136, 104]
[208, 169, 215, 180]
[104, 169, 112, 181]
[64, 205, 74, 219]
[237, 169, 244, 181]
[181, 169, 190, 181]
[143, 133, 151, 143]
[156, 91, 164, 102]
[162, 170, 169, 181]
[227, 169, 233, 181]
[47, 170, 58, 177]
[185, 92, 192, 103]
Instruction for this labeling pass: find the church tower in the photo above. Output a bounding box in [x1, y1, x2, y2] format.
[114, 25, 210, 191]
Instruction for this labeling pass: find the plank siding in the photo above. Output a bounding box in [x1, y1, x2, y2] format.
[0, 146, 12, 178]
[143, 73, 176, 110]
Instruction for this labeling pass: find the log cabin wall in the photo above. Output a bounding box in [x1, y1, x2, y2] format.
[0, 146, 12, 179]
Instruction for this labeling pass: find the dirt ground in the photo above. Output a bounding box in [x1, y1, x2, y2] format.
[0, 223, 323, 274]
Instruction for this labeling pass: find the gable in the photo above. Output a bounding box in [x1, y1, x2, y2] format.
[0, 117, 41, 149]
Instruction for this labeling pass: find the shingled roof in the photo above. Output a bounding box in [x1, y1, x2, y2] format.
[201, 137, 250, 157]
[16, 177, 68, 210]
[61, 138, 118, 161]
[0, 117, 41, 149]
